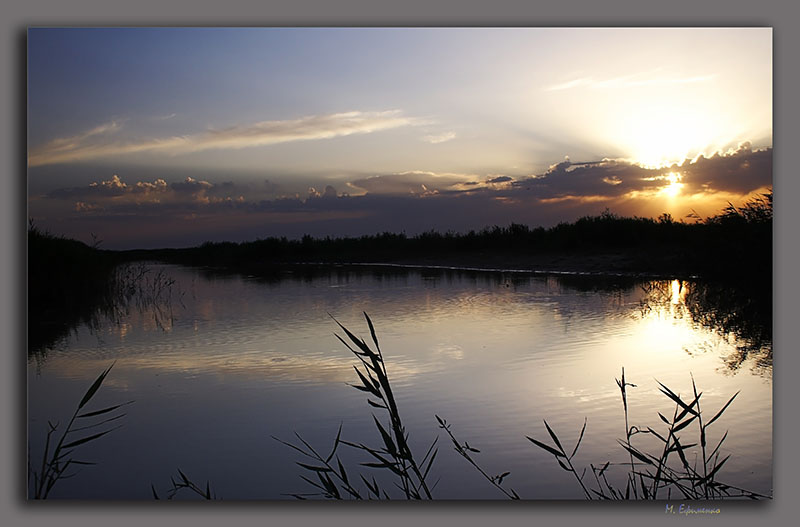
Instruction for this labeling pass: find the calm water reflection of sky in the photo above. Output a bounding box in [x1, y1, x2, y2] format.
[28, 264, 772, 499]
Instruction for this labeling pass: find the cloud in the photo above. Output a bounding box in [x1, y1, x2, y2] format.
[348, 171, 478, 195]
[170, 176, 213, 193]
[48, 174, 244, 212]
[44, 146, 770, 220]
[49, 173, 132, 199]
[307, 186, 339, 199]
[32, 145, 770, 248]
[521, 146, 771, 199]
[34, 121, 124, 162]
[421, 131, 456, 144]
[545, 72, 715, 91]
[322, 185, 338, 199]
[28, 110, 420, 167]
[679, 142, 772, 194]
[486, 175, 512, 184]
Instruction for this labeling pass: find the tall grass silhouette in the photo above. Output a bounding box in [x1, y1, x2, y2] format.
[277, 316, 768, 500]
[526, 368, 768, 500]
[275, 313, 438, 499]
[28, 363, 131, 499]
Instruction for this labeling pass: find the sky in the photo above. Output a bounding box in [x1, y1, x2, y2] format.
[27, 27, 772, 249]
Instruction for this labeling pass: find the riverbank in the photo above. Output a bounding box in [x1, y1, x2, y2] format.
[121, 194, 772, 282]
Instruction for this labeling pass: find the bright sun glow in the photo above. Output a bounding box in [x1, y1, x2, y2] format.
[660, 172, 684, 198]
[603, 90, 738, 169]
[670, 279, 686, 305]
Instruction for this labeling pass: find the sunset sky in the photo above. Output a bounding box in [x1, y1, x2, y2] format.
[27, 27, 772, 249]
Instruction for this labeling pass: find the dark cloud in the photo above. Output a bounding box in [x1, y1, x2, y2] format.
[512, 146, 771, 200]
[524, 159, 659, 198]
[263, 179, 280, 194]
[48, 174, 132, 199]
[31, 146, 771, 249]
[323, 185, 338, 198]
[678, 143, 772, 194]
[348, 171, 475, 195]
[487, 175, 513, 184]
[170, 176, 213, 193]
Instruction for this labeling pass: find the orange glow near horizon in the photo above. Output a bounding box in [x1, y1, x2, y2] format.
[659, 172, 685, 198]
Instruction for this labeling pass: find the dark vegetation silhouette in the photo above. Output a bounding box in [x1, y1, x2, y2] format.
[274, 314, 438, 500]
[130, 190, 772, 282]
[527, 366, 767, 500]
[28, 222, 120, 354]
[28, 222, 180, 358]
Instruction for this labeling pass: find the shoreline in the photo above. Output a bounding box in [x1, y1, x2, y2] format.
[289, 260, 695, 280]
[161, 249, 707, 282]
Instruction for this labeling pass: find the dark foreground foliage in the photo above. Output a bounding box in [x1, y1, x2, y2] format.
[528, 367, 769, 500]
[275, 313, 438, 499]
[28, 363, 131, 499]
[276, 315, 768, 500]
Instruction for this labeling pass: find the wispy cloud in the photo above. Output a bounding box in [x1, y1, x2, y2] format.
[28, 110, 419, 166]
[34, 120, 124, 158]
[545, 72, 715, 91]
[421, 131, 456, 144]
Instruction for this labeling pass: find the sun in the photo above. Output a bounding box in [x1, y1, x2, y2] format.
[618, 109, 715, 168]
[599, 90, 733, 169]
[659, 172, 684, 198]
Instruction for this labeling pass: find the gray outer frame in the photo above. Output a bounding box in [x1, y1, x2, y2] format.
[3, 1, 795, 526]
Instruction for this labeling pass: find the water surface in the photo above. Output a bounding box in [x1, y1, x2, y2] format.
[27, 264, 772, 499]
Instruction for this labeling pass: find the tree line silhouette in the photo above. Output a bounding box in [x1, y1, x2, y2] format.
[28, 191, 772, 354]
[129, 191, 772, 280]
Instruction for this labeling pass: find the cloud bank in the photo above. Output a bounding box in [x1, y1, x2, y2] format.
[30, 145, 771, 249]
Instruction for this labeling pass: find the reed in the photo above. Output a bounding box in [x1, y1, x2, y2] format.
[28, 363, 131, 499]
[281, 317, 767, 500]
[527, 367, 768, 500]
[435, 415, 519, 499]
[151, 469, 216, 500]
[275, 312, 439, 499]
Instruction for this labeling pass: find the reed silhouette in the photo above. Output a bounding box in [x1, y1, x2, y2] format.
[275, 313, 438, 499]
[528, 367, 768, 500]
[28, 363, 131, 499]
[276, 316, 767, 500]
